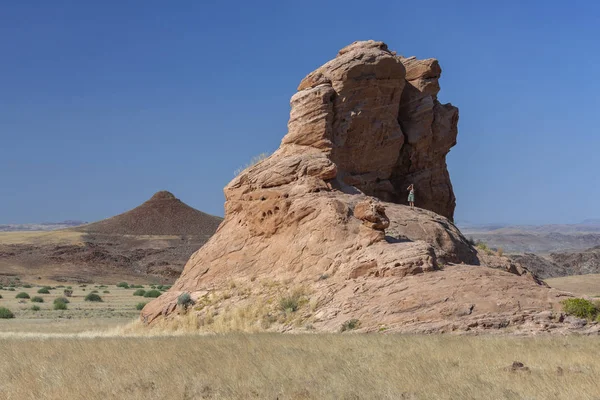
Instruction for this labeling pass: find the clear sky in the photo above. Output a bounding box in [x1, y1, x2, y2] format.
[1, 1, 599, 225]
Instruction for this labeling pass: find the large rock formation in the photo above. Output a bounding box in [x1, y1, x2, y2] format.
[141, 42, 588, 334]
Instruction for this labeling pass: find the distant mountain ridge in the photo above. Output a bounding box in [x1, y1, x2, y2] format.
[0, 221, 87, 232]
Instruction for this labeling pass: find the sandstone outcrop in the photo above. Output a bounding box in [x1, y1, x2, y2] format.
[141, 41, 586, 334]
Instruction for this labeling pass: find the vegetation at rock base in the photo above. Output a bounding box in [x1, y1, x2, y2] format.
[143, 290, 162, 298]
[133, 289, 146, 297]
[561, 298, 599, 320]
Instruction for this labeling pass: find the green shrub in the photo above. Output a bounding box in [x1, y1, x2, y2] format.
[90, 290, 98, 294]
[161, 285, 171, 291]
[23, 284, 32, 288]
[177, 292, 194, 308]
[0, 294, 2, 299]
[279, 294, 300, 312]
[103, 290, 110, 294]
[116, 282, 129, 288]
[340, 319, 360, 332]
[143, 290, 161, 298]
[37, 287, 50, 294]
[54, 297, 70, 305]
[476, 241, 489, 251]
[54, 301, 67, 310]
[66, 286, 72, 289]
[84, 293, 103, 302]
[31, 305, 41, 311]
[7, 288, 15, 291]
[31, 296, 44, 303]
[133, 289, 146, 296]
[15, 292, 30, 299]
[0, 307, 15, 319]
[561, 298, 599, 320]
[136, 302, 147, 310]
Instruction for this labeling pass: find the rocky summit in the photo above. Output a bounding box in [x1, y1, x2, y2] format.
[141, 41, 594, 334]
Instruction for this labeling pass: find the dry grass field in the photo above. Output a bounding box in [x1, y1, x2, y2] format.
[2, 282, 600, 399]
[546, 274, 600, 297]
[1, 334, 600, 399]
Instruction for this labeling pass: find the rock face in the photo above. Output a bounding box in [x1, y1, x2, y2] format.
[141, 42, 580, 334]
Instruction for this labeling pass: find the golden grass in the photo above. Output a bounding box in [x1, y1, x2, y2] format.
[0, 230, 84, 245]
[0, 334, 599, 399]
[546, 274, 600, 297]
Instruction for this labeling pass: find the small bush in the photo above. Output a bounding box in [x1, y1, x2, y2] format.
[467, 236, 476, 246]
[103, 290, 110, 294]
[143, 290, 161, 298]
[561, 298, 599, 320]
[23, 284, 32, 288]
[31, 296, 44, 303]
[31, 305, 41, 311]
[0, 294, 2, 299]
[0, 307, 15, 319]
[15, 292, 30, 299]
[54, 297, 70, 305]
[37, 288, 50, 294]
[133, 289, 146, 296]
[84, 293, 103, 302]
[116, 282, 129, 288]
[340, 319, 360, 332]
[497, 247, 504, 257]
[90, 290, 99, 294]
[66, 286, 72, 289]
[54, 301, 68, 310]
[136, 302, 147, 310]
[177, 292, 194, 308]
[476, 241, 489, 252]
[279, 295, 300, 313]
[7, 288, 15, 292]
[63, 289, 73, 297]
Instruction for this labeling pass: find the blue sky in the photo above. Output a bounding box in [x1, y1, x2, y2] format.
[1, 1, 599, 225]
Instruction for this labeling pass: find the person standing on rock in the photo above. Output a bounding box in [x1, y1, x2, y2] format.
[407, 184, 415, 209]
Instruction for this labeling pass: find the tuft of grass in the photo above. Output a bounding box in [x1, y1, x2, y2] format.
[279, 294, 300, 313]
[103, 290, 110, 294]
[37, 287, 50, 294]
[30, 296, 44, 303]
[340, 319, 361, 332]
[30, 305, 41, 311]
[497, 247, 504, 257]
[0, 307, 15, 319]
[133, 289, 146, 297]
[15, 292, 30, 299]
[0, 294, 2, 299]
[84, 293, 103, 302]
[136, 302, 147, 310]
[561, 298, 599, 320]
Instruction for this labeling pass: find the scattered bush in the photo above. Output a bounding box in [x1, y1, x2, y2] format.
[23, 284, 32, 288]
[31, 305, 41, 311]
[136, 302, 147, 310]
[37, 287, 50, 294]
[84, 293, 103, 302]
[66, 286, 72, 289]
[7, 288, 15, 292]
[31, 296, 44, 303]
[103, 290, 110, 294]
[561, 298, 599, 320]
[0, 307, 15, 319]
[0, 294, 2, 299]
[15, 292, 30, 299]
[279, 294, 300, 313]
[54, 301, 68, 310]
[476, 242, 489, 252]
[340, 319, 360, 332]
[63, 289, 73, 297]
[116, 282, 129, 289]
[143, 290, 162, 298]
[54, 297, 70, 305]
[133, 289, 146, 297]
[177, 292, 194, 308]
